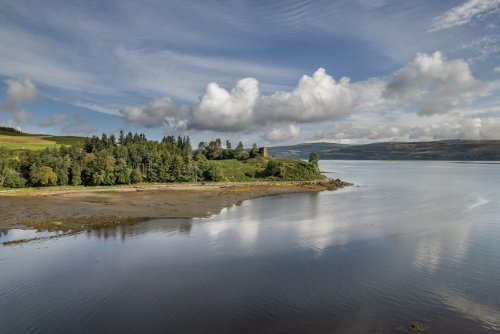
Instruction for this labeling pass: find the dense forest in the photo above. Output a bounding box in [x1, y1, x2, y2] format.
[0, 130, 322, 188]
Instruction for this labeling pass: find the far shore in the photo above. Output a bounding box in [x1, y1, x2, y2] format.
[0, 179, 352, 233]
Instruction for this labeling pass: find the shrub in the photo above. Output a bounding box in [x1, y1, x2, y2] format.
[30, 166, 58, 186]
[203, 161, 224, 181]
[3, 168, 26, 188]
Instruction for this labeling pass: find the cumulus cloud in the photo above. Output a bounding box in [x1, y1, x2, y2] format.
[257, 68, 357, 123]
[190, 68, 357, 131]
[429, 0, 500, 32]
[119, 52, 492, 142]
[2, 76, 38, 124]
[123, 68, 357, 132]
[4, 76, 38, 112]
[262, 124, 301, 142]
[121, 97, 189, 129]
[384, 52, 485, 116]
[191, 78, 259, 131]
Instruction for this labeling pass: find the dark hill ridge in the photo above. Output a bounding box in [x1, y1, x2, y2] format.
[269, 140, 500, 161]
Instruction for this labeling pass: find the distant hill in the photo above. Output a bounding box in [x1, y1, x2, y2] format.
[0, 127, 85, 151]
[269, 140, 500, 161]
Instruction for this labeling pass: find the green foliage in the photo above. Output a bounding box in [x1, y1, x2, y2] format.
[203, 161, 224, 181]
[0, 130, 324, 188]
[234, 141, 246, 160]
[70, 163, 82, 186]
[249, 143, 258, 158]
[309, 152, 319, 165]
[259, 158, 324, 181]
[30, 166, 58, 186]
[130, 167, 143, 183]
[3, 168, 26, 188]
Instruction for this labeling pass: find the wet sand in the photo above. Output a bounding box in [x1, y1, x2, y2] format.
[0, 180, 351, 231]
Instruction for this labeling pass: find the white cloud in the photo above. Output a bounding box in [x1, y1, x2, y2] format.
[384, 52, 485, 116]
[2, 76, 38, 125]
[4, 76, 38, 112]
[118, 51, 495, 143]
[191, 78, 259, 131]
[258, 68, 357, 123]
[262, 124, 301, 142]
[190, 68, 357, 131]
[121, 97, 189, 129]
[430, 0, 500, 32]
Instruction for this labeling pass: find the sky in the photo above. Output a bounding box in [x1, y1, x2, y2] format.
[1, 0, 499, 145]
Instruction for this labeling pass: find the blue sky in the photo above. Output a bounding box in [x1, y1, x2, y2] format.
[1, 0, 499, 145]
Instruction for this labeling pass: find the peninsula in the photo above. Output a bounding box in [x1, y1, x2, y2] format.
[0, 128, 351, 233]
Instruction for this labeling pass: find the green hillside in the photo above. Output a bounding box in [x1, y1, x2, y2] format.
[270, 140, 500, 161]
[0, 127, 85, 150]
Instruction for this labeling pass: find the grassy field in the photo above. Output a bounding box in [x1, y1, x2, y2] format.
[217, 158, 269, 182]
[0, 134, 85, 150]
[216, 157, 324, 182]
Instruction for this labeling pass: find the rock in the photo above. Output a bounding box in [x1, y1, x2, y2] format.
[409, 321, 426, 332]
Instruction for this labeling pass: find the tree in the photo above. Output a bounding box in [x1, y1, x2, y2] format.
[130, 167, 143, 183]
[223, 140, 234, 159]
[249, 143, 259, 158]
[0, 147, 12, 186]
[30, 166, 58, 186]
[118, 129, 125, 145]
[3, 168, 26, 188]
[309, 152, 319, 165]
[206, 139, 222, 160]
[70, 163, 82, 186]
[234, 141, 246, 160]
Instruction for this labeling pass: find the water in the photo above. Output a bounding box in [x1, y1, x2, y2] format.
[1, 161, 499, 333]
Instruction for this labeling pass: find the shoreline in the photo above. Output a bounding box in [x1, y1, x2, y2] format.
[0, 179, 352, 234]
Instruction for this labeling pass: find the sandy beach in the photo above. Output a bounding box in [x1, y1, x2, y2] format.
[0, 179, 351, 231]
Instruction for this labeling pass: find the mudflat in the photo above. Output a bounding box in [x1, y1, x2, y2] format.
[0, 180, 351, 231]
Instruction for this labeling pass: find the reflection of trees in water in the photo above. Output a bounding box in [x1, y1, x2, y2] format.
[85, 219, 193, 240]
[0, 229, 8, 236]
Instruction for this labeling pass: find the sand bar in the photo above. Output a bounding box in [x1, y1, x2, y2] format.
[0, 179, 351, 231]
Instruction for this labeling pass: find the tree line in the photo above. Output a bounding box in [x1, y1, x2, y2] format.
[0, 131, 268, 188]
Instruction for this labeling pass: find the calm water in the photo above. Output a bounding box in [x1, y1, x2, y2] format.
[1, 161, 500, 333]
